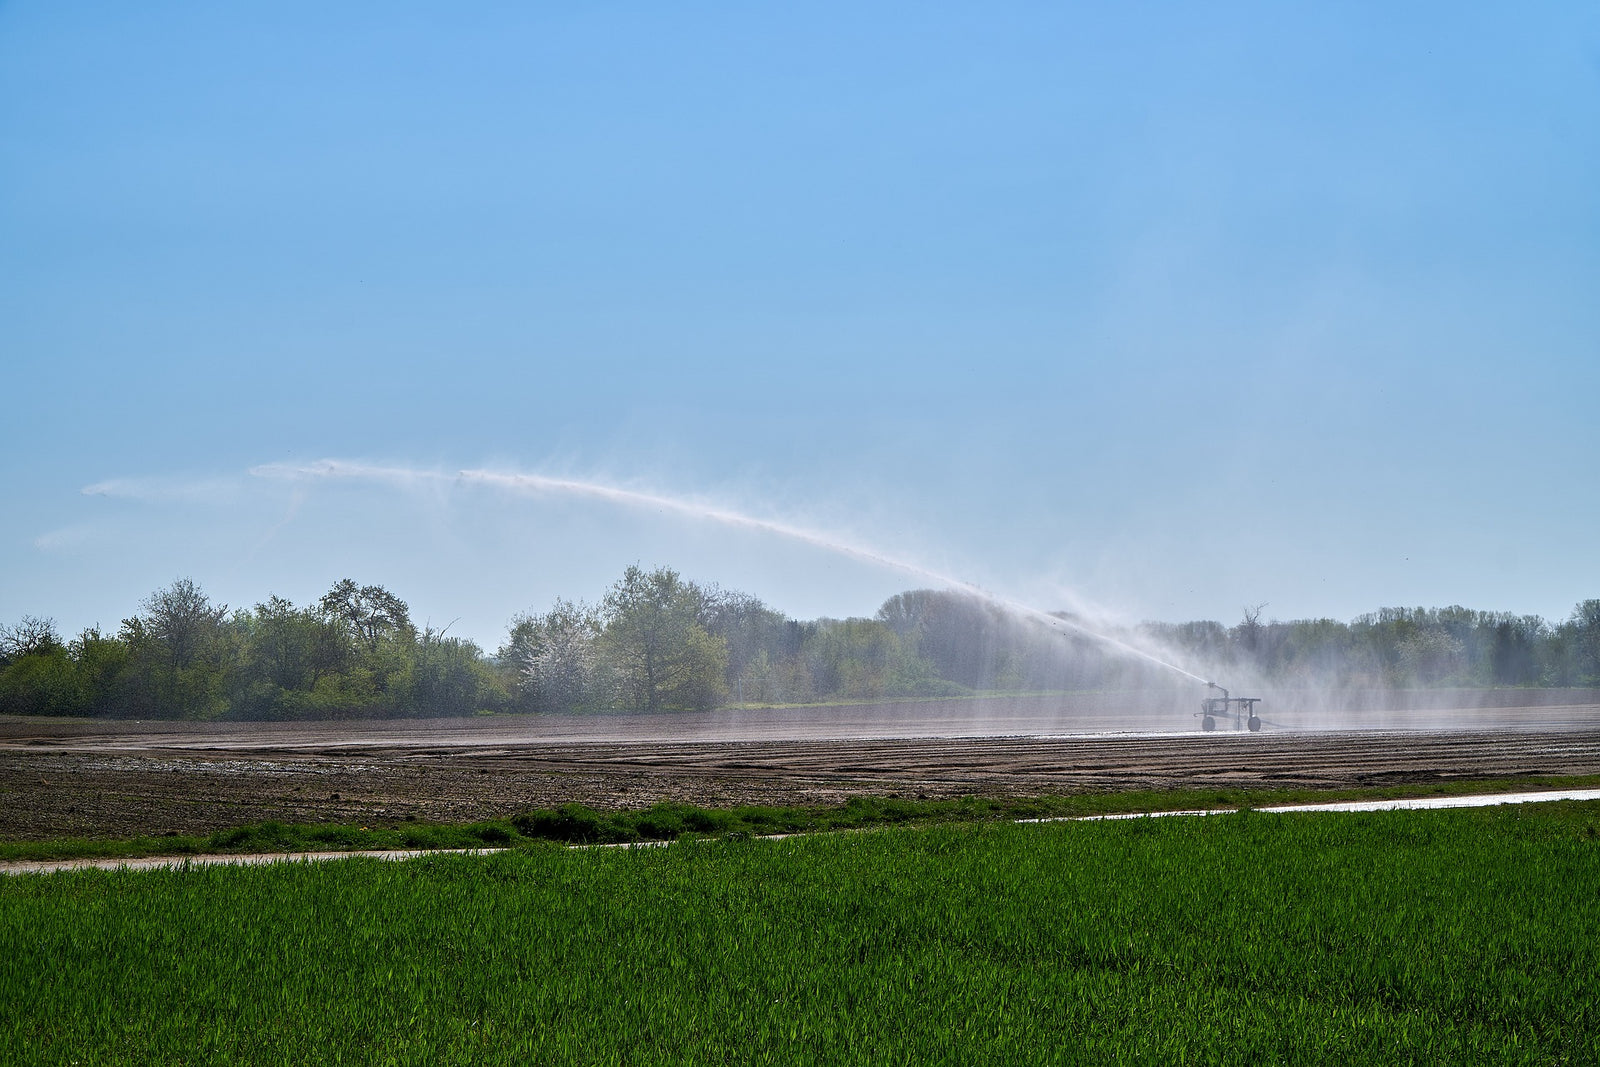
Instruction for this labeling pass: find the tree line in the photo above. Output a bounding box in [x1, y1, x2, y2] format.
[2, 569, 1598, 719]
[1144, 601, 1600, 689]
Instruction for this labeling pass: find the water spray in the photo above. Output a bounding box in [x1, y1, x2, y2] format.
[250, 459, 1213, 686]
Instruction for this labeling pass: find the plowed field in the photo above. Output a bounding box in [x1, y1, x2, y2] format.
[4, 689, 1598, 839]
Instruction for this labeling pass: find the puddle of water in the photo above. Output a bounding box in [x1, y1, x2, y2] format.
[1048, 788, 1600, 822]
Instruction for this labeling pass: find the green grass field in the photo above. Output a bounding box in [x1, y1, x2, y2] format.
[4, 802, 1598, 1064]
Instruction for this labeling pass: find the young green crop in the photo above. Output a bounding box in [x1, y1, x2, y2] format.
[4, 803, 1598, 1064]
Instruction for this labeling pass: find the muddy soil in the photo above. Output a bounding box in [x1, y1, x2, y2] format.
[3, 692, 1597, 839]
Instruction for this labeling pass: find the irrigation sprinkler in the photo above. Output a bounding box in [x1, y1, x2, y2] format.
[1199, 682, 1263, 732]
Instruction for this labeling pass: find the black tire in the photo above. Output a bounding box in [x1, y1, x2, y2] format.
[1248, 716, 1261, 732]
[1202, 716, 1216, 732]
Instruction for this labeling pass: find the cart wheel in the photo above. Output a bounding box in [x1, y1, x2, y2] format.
[1202, 715, 1216, 732]
[1248, 716, 1261, 732]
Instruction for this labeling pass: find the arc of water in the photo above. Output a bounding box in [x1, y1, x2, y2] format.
[249, 460, 1208, 684]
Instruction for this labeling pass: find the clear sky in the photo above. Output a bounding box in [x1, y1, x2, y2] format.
[4, 2, 1597, 649]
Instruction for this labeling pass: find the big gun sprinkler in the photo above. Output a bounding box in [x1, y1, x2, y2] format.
[1200, 681, 1263, 732]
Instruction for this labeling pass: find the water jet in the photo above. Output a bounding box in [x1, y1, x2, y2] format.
[252, 460, 1218, 715]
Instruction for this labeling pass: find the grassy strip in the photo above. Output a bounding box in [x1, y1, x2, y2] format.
[5, 773, 1600, 863]
[4, 806, 1599, 1063]
[506, 774, 1600, 845]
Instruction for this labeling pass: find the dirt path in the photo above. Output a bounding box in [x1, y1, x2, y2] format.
[3, 694, 1597, 840]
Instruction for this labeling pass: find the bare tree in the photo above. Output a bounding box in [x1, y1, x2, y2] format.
[139, 578, 228, 670]
[1234, 603, 1267, 655]
[0, 615, 62, 664]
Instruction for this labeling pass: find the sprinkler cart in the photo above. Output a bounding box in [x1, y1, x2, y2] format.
[1199, 682, 1262, 732]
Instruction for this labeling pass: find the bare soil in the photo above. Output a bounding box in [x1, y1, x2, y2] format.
[3, 691, 1598, 840]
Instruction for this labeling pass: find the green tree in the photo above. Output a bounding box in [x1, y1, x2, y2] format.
[400, 626, 501, 717]
[227, 596, 352, 718]
[878, 590, 996, 687]
[244, 597, 347, 689]
[597, 566, 727, 712]
[0, 616, 78, 715]
[1566, 599, 1600, 685]
[878, 590, 1101, 692]
[1488, 614, 1545, 686]
[701, 589, 803, 703]
[67, 626, 130, 716]
[802, 616, 953, 699]
[119, 579, 230, 718]
[315, 579, 417, 710]
[319, 579, 413, 652]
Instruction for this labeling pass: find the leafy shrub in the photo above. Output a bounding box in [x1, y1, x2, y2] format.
[512, 804, 635, 845]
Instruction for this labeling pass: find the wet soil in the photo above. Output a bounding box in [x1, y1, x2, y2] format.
[3, 691, 1598, 840]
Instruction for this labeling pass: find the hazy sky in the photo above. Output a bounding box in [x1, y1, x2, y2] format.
[4, 2, 1597, 648]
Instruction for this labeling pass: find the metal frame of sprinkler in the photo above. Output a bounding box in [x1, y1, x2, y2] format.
[1199, 682, 1263, 732]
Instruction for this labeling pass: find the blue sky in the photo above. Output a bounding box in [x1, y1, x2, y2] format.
[3, 2, 1597, 648]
